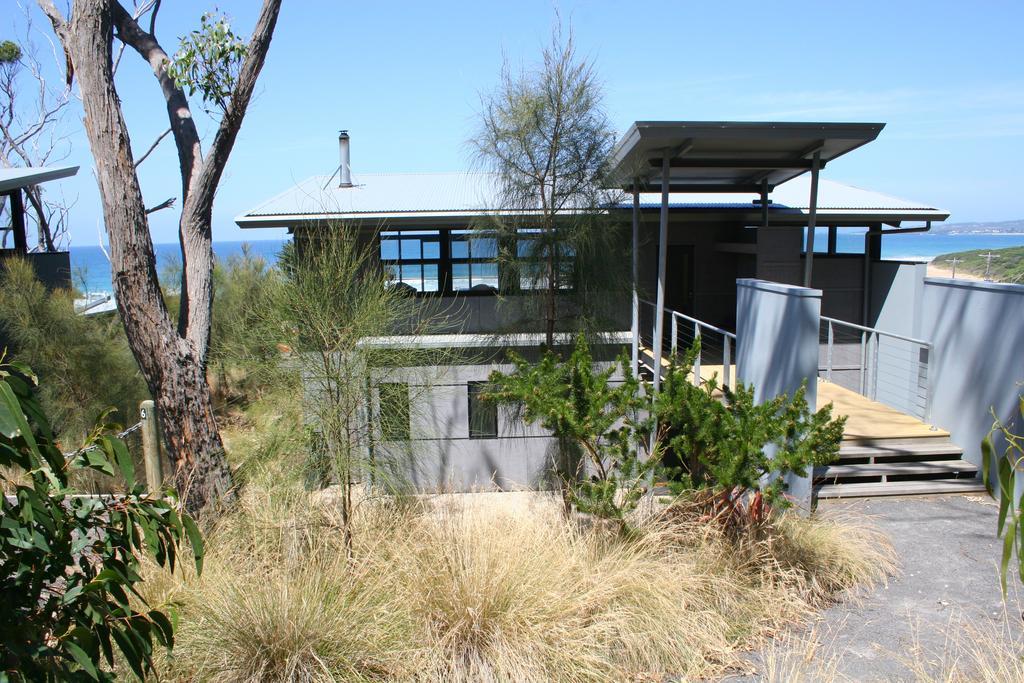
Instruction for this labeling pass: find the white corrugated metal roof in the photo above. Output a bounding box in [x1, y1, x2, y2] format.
[240, 172, 501, 220]
[236, 171, 948, 227]
[0, 165, 78, 193]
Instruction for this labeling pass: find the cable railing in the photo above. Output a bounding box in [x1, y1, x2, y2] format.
[638, 299, 736, 388]
[820, 316, 933, 423]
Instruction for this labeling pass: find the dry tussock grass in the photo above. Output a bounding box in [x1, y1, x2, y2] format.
[141, 487, 897, 682]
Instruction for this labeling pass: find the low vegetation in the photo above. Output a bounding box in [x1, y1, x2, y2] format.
[139, 470, 895, 682]
[933, 245, 1024, 283]
[0, 258, 148, 449]
[0, 359, 201, 681]
[485, 337, 846, 530]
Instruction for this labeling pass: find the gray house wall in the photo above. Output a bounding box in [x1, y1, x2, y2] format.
[736, 278, 822, 509]
[373, 363, 558, 491]
[918, 278, 1024, 468]
[372, 358, 627, 492]
[807, 254, 865, 323]
[870, 261, 927, 336]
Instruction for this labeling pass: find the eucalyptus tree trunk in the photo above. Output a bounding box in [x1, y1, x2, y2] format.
[38, 0, 282, 512]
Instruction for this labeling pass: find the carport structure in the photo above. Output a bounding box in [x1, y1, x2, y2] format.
[606, 121, 890, 390]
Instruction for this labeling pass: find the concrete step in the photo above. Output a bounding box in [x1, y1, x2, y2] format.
[815, 478, 988, 499]
[815, 459, 978, 479]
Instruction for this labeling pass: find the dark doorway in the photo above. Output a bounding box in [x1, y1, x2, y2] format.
[665, 245, 695, 315]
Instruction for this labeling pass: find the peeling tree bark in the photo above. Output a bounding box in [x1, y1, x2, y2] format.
[37, 0, 282, 513]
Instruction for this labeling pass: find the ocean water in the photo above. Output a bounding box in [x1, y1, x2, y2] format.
[68, 233, 1024, 296]
[70, 239, 287, 296]
[829, 230, 1024, 261]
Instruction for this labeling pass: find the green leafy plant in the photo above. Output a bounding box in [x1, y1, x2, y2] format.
[658, 341, 846, 528]
[0, 358, 202, 681]
[166, 11, 248, 112]
[485, 336, 664, 528]
[0, 40, 22, 65]
[982, 390, 1024, 593]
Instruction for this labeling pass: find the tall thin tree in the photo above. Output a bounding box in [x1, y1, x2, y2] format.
[471, 27, 623, 349]
[36, 0, 283, 512]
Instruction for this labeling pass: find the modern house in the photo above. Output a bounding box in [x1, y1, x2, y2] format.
[237, 123, 1023, 504]
[0, 165, 78, 290]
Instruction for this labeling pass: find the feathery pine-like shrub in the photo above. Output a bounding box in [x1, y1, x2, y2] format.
[0, 258, 148, 449]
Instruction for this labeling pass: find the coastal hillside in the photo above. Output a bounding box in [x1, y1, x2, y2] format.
[931, 245, 1024, 282]
[931, 218, 1024, 234]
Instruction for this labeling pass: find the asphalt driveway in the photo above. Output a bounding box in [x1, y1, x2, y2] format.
[732, 494, 1024, 681]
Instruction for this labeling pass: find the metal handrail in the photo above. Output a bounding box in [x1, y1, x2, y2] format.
[820, 316, 931, 348]
[820, 316, 933, 425]
[638, 299, 736, 388]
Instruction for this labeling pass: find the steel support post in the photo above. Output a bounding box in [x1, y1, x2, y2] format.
[652, 156, 670, 393]
[802, 150, 822, 287]
[631, 184, 640, 376]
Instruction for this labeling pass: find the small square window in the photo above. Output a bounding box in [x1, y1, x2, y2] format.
[379, 383, 410, 441]
[468, 382, 498, 439]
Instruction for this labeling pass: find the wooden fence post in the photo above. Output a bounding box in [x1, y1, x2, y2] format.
[140, 399, 163, 493]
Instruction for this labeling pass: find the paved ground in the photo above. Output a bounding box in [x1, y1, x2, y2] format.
[731, 494, 1024, 681]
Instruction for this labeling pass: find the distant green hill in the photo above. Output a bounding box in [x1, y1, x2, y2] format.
[931, 219, 1024, 234]
[932, 246, 1024, 283]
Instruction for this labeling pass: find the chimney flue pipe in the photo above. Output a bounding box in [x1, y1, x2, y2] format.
[338, 130, 352, 187]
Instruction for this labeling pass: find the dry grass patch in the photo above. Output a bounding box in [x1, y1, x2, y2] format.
[143, 489, 896, 682]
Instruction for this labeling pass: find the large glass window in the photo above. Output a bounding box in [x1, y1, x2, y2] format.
[376, 228, 575, 295]
[467, 381, 498, 439]
[450, 230, 499, 292]
[380, 231, 441, 292]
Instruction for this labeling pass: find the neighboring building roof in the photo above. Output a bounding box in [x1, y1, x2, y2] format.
[0, 165, 79, 193]
[236, 171, 949, 229]
[607, 121, 884, 192]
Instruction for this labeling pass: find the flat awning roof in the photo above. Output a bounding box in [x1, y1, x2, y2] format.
[608, 121, 884, 192]
[0, 165, 79, 193]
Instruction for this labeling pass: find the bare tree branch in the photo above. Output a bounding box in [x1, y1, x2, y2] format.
[4, 5, 74, 249]
[133, 126, 171, 167]
[144, 196, 176, 214]
[109, 1, 200, 199]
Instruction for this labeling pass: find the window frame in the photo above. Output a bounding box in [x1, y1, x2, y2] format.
[376, 226, 576, 298]
[379, 230, 443, 293]
[467, 381, 498, 439]
[450, 229, 500, 294]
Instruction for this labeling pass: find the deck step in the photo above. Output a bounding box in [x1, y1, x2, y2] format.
[836, 441, 963, 461]
[815, 459, 978, 479]
[815, 478, 988, 499]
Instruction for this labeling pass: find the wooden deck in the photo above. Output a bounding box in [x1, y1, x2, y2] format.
[676, 362, 946, 442]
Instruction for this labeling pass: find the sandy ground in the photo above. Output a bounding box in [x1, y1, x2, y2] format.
[926, 262, 985, 281]
[731, 494, 1023, 682]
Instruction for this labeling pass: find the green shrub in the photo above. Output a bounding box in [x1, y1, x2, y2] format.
[0, 259, 148, 449]
[658, 341, 845, 524]
[486, 337, 845, 529]
[0, 358, 201, 681]
[208, 245, 290, 406]
[485, 336, 666, 527]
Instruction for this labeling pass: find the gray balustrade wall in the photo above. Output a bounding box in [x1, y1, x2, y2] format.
[736, 278, 823, 510]
[918, 278, 1024, 469]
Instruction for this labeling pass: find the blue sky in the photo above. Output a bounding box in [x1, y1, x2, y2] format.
[10, 0, 1024, 245]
